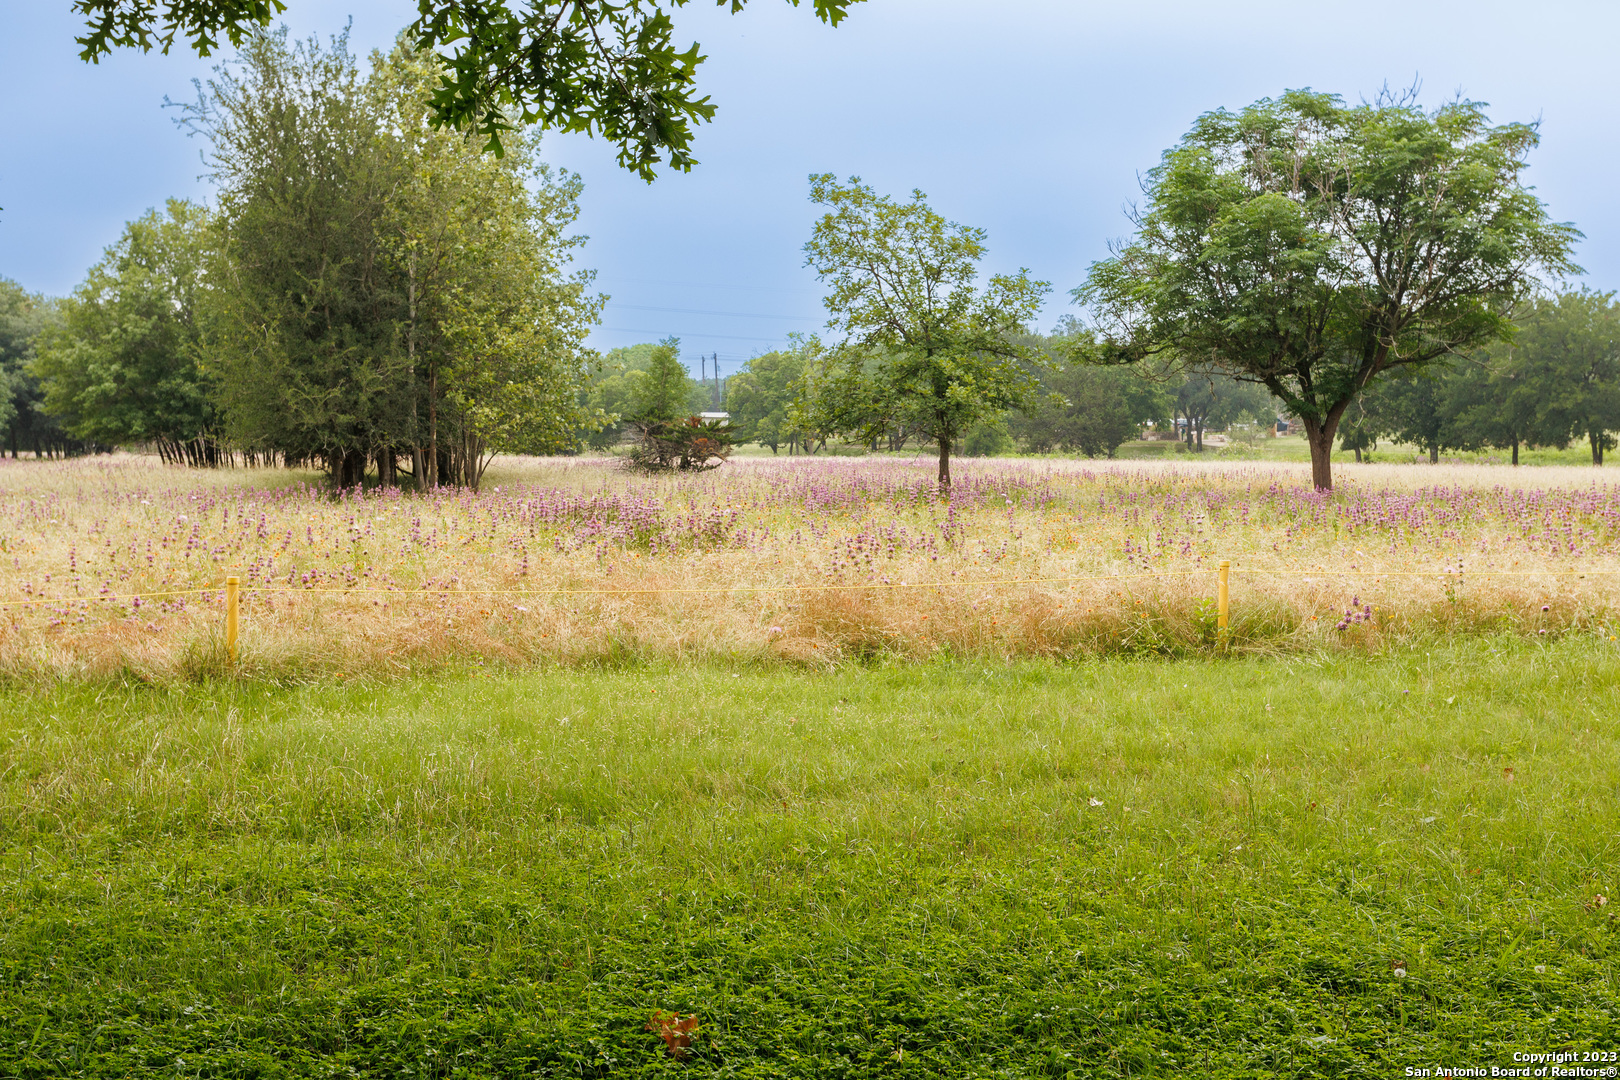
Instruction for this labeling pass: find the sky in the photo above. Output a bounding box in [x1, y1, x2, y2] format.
[4, 0, 1619, 382]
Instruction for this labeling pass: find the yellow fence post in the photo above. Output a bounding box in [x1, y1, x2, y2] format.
[226, 576, 240, 667]
[1217, 560, 1230, 650]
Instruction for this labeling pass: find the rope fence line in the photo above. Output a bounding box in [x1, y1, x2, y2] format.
[4, 563, 1618, 613]
[5, 564, 1619, 613]
[7, 559, 1619, 665]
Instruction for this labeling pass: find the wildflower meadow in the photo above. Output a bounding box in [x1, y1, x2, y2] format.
[4, 453, 1620, 680]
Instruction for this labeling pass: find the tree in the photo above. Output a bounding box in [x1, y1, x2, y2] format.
[579, 343, 710, 450]
[73, 0, 859, 179]
[1336, 402, 1379, 462]
[622, 339, 732, 470]
[801, 175, 1049, 490]
[1008, 332, 1166, 458]
[630, 338, 695, 423]
[0, 280, 35, 440]
[1169, 369, 1273, 451]
[32, 200, 223, 465]
[190, 30, 601, 488]
[1, 281, 93, 460]
[724, 342, 811, 452]
[194, 29, 413, 485]
[1080, 89, 1579, 490]
[1509, 290, 1620, 464]
[1368, 368, 1452, 464]
[1437, 350, 1534, 464]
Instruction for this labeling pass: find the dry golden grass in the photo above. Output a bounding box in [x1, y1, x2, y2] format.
[2, 451, 1618, 680]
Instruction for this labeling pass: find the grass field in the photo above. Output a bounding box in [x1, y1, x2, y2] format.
[3, 455, 1618, 1075]
[6, 453, 1620, 681]
[0, 638, 1615, 1075]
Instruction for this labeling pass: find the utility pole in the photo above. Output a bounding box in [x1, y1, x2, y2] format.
[713, 353, 721, 410]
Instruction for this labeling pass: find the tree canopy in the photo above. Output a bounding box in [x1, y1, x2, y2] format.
[185, 29, 603, 488]
[725, 342, 813, 453]
[800, 174, 1049, 489]
[1510, 290, 1620, 464]
[581, 342, 708, 450]
[1007, 331, 1167, 459]
[72, 0, 860, 178]
[1079, 88, 1579, 489]
[1, 281, 92, 460]
[32, 200, 220, 465]
[1326, 290, 1620, 466]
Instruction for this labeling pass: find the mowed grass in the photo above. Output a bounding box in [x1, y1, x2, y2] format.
[0, 639, 1616, 1076]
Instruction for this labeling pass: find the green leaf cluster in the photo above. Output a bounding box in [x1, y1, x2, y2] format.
[182, 29, 603, 488]
[73, 1, 862, 181]
[1007, 330, 1169, 458]
[1080, 89, 1580, 488]
[0, 281, 90, 460]
[724, 339, 814, 453]
[31, 200, 221, 462]
[1344, 289, 1620, 465]
[800, 175, 1050, 487]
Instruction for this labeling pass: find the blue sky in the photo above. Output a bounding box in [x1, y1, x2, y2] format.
[4, 1, 1617, 381]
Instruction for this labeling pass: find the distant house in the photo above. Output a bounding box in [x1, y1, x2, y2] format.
[699, 412, 731, 425]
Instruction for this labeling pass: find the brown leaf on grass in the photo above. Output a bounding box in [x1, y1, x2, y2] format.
[1503, 766, 1515, 781]
[647, 1010, 700, 1059]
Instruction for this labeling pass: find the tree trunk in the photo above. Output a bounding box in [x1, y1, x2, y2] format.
[1592, 429, 1604, 465]
[428, 365, 439, 489]
[1353, 446, 1362, 463]
[1301, 416, 1336, 490]
[1428, 444, 1438, 465]
[1511, 439, 1519, 466]
[936, 435, 952, 492]
[1195, 419, 1204, 452]
[346, 449, 367, 488]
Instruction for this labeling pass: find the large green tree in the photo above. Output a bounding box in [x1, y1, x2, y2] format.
[800, 175, 1049, 490]
[1436, 352, 1535, 464]
[579, 343, 709, 450]
[629, 338, 695, 423]
[1008, 332, 1166, 458]
[190, 30, 602, 488]
[1509, 290, 1620, 465]
[73, 0, 859, 178]
[1080, 89, 1579, 489]
[724, 341, 812, 452]
[1365, 368, 1454, 464]
[0, 281, 88, 460]
[32, 200, 222, 465]
[0, 281, 35, 440]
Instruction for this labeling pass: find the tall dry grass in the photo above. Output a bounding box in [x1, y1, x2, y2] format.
[2, 451, 1618, 680]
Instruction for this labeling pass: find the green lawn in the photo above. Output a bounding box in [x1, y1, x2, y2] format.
[1, 640, 1615, 1076]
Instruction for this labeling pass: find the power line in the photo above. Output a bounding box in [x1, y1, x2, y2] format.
[605, 302, 821, 322]
[599, 326, 797, 343]
[612, 277, 810, 294]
